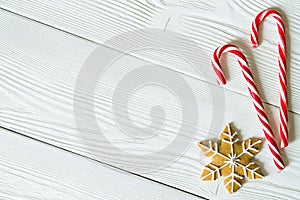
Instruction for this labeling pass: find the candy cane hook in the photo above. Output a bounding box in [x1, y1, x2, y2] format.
[212, 44, 285, 171]
[251, 9, 288, 148]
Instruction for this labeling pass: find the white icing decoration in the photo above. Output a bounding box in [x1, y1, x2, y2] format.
[224, 166, 243, 193]
[199, 124, 263, 193]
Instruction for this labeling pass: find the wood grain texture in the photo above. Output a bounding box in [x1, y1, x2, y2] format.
[1, 0, 300, 115]
[160, 0, 217, 10]
[0, 127, 204, 200]
[0, 9, 300, 199]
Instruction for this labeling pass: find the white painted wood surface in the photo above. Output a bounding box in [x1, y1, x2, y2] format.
[1, 0, 300, 113]
[1, 0, 300, 199]
[0, 127, 203, 200]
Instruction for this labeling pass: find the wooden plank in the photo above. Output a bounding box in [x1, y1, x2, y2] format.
[1, 9, 300, 199]
[0, 127, 204, 200]
[1, 0, 300, 115]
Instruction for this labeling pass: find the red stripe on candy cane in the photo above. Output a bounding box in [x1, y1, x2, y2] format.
[212, 44, 285, 171]
[251, 9, 288, 148]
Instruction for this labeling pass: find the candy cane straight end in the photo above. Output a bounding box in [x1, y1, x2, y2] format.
[276, 164, 285, 173]
[277, 168, 283, 173]
[281, 140, 288, 148]
[274, 157, 285, 172]
[217, 79, 226, 86]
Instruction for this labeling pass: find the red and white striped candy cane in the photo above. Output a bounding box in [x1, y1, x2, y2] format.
[251, 9, 288, 148]
[212, 44, 285, 171]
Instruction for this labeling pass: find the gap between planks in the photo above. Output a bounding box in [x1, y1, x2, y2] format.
[0, 6, 298, 116]
[0, 126, 206, 200]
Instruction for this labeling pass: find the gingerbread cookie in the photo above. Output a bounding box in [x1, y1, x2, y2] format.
[198, 124, 264, 194]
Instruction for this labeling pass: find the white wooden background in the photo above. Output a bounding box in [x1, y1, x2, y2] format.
[1, 0, 300, 199]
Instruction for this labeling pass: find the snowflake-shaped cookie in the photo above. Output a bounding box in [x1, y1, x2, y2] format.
[198, 124, 264, 194]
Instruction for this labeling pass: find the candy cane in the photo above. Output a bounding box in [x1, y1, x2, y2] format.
[212, 44, 285, 171]
[251, 9, 288, 148]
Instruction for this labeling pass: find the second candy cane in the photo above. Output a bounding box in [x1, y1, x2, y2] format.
[251, 9, 288, 148]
